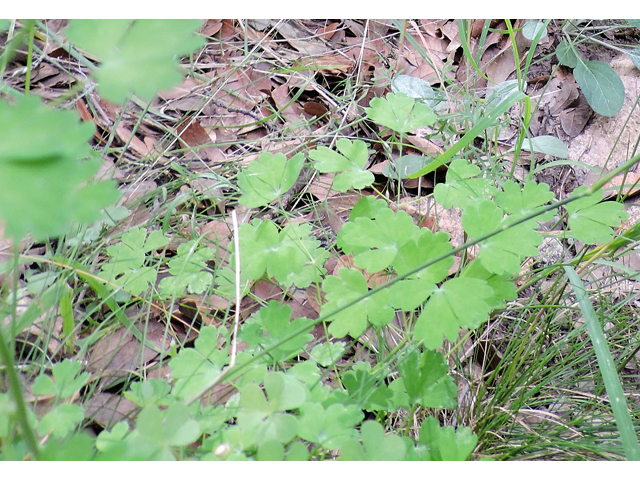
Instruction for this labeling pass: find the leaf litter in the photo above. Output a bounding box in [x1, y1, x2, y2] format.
[3, 19, 640, 459]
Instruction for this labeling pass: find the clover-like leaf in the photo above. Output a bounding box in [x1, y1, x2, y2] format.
[169, 325, 228, 400]
[566, 186, 629, 244]
[245, 301, 314, 362]
[365, 92, 437, 133]
[237, 372, 306, 445]
[237, 220, 328, 288]
[434, 159, 498, 210]
[158, 240, 215, 296]
[237, 152, 305, 207]
[136, 403, 201, 450]
[31, 359, 90, 399]
[337, 207, 419, 273]
[309, 341, 347, 368]
[0, 96, 119, 240]
[463, 200, 543, 275]
[418, 417, 477, 461]
[342, 362, 396, 411]
[392, 350, 457, 409]
[414, 277, 494, 349]
[309, 138, 374, 192]
[461, 259, 517, 309]
[297, 402, 363, 450]
[100, 227, 169, 296]
[494, 180, 555, 223]
[339, 420, 407, 461]
[322, 267, 394, 338]
[65, 20, 204, 103]
[37, 404, 85, 438]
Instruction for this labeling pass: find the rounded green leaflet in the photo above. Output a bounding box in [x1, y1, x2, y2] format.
[365, 92, 436, 133]
[237, 152, 306, 207]
[574, 59, 625, 117]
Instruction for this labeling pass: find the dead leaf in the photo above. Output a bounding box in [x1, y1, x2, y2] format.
[559, 92, 592, 138]
[115, 124, 150, 157]
[317, 22, 341, 41]
[303, 101, 329, 117]
[86, 320, 172, 388]
[84, 393, 138, 428]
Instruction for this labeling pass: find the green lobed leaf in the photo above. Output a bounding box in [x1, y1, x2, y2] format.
[494, 180, 555, 223]
[237, 151, 305, 207]
[31, 359, 90, 399]
[463, 200, 543, 275]
[433, 159, 498, 210]
[0, 96, 119, 240]
[460, 259, 517, 309]
[365, 92, 437, 133]
[309, 341, 347, 367]
[309, 138, 374, 192]
[297, 402, 363, 450]
[566, 186, 629, 244]
[321, 267, 394, 338]
[169, 326, 228, 400]
[574, 59, 625, 117]
[394, 350, 457, 409]
[349, 196, 389, 221]
[124, 378, 172, 407]
[337, 207, 420, 273]
[418, 417, 477, 461]
[246, 301, 314, 362]
[342, 362, 396, 411]
[100, 227, 169, 296]
[37, 404, 85, 438]
[39, 432, 96, 461]
[237, 219, 328, 288]
[237, 380, 301, 445]
[65, 20, 204, 103]
[339, 420, 407, 461]
[414, 277, 494, 349]
[158, 240, 215, 296]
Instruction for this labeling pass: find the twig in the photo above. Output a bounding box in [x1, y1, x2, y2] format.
[186, 209, 242, 405]
[230, 209, 241, 366]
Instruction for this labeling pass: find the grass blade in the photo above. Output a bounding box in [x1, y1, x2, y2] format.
[564, 265, 640, 460]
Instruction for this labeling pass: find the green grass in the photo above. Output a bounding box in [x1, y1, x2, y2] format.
[1, 19, 640, 461]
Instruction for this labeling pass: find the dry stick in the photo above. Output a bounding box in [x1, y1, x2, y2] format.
[186, 209, 242, 406]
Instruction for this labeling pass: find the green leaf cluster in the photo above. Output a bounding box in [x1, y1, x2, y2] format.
[0, 96, 119, 240]
[237, 219, 329, 288]
[65, 20, 204, 103]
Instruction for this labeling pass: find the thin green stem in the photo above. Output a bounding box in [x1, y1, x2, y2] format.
[23, 20, 35, 94]
[0, 244, 40, 460]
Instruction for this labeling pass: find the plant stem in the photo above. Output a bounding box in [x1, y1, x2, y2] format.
[0, 244, 40, 460]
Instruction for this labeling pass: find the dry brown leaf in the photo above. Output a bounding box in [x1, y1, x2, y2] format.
[559, 93, 592, 138]
[84, 393, 138, 428]
[269, 21, 332, 56]
[201, 19, 223, 37]
[115, 124, 150, 157]
[86, 320, 172, 388]
[317, 22, 341, 40]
